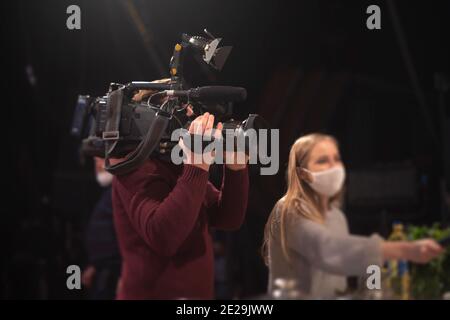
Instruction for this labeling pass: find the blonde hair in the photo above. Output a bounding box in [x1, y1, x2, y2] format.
[262, 133, 343, 265]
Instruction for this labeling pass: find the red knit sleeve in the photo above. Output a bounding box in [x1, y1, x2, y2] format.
[206, 166, 249, 230]
[114, 163, 209, 257]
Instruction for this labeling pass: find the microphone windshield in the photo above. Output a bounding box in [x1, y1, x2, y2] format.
[192, 86, 247, 102]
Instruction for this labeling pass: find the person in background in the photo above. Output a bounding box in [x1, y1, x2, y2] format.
[81, 157, 121, 300]
[263, 133, 444, 298]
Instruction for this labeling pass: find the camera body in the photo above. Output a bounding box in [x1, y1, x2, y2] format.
[71, 30, 266, 175]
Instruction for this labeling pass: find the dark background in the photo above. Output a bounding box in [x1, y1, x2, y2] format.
[2, 0, 450, 299]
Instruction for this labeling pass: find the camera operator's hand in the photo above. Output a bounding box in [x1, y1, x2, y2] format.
[179, 112, 222, 172]
[131, 78, 171, 102]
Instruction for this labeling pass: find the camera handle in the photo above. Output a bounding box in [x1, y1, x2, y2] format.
[104, 110, 170, 175]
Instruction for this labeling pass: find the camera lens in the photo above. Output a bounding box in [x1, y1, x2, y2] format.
[221, 114, 269, 155]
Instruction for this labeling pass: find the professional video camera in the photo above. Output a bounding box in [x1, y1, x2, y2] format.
[71, 29, 267, 175]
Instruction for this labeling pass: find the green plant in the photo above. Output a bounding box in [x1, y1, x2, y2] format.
[406, 223, 450, 299]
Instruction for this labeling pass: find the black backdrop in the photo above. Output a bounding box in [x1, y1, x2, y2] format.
[2, 0, 450, 299]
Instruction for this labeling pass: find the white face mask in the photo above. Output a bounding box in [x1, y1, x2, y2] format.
[306, 166, 345, 197]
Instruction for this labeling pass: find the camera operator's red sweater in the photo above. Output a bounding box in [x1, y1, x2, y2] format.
[112, 158, 249, 299]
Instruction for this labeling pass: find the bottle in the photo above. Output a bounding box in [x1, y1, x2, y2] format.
[387, 222, 410, 300]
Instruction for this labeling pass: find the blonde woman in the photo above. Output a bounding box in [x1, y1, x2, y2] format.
[263, 133, 443, 298]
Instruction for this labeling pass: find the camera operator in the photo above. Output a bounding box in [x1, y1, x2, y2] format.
[112, 89, 249, 299]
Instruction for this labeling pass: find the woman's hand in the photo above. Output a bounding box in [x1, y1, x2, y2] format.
[405, 239, 444, 264]
[382, 239, 444, 264]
